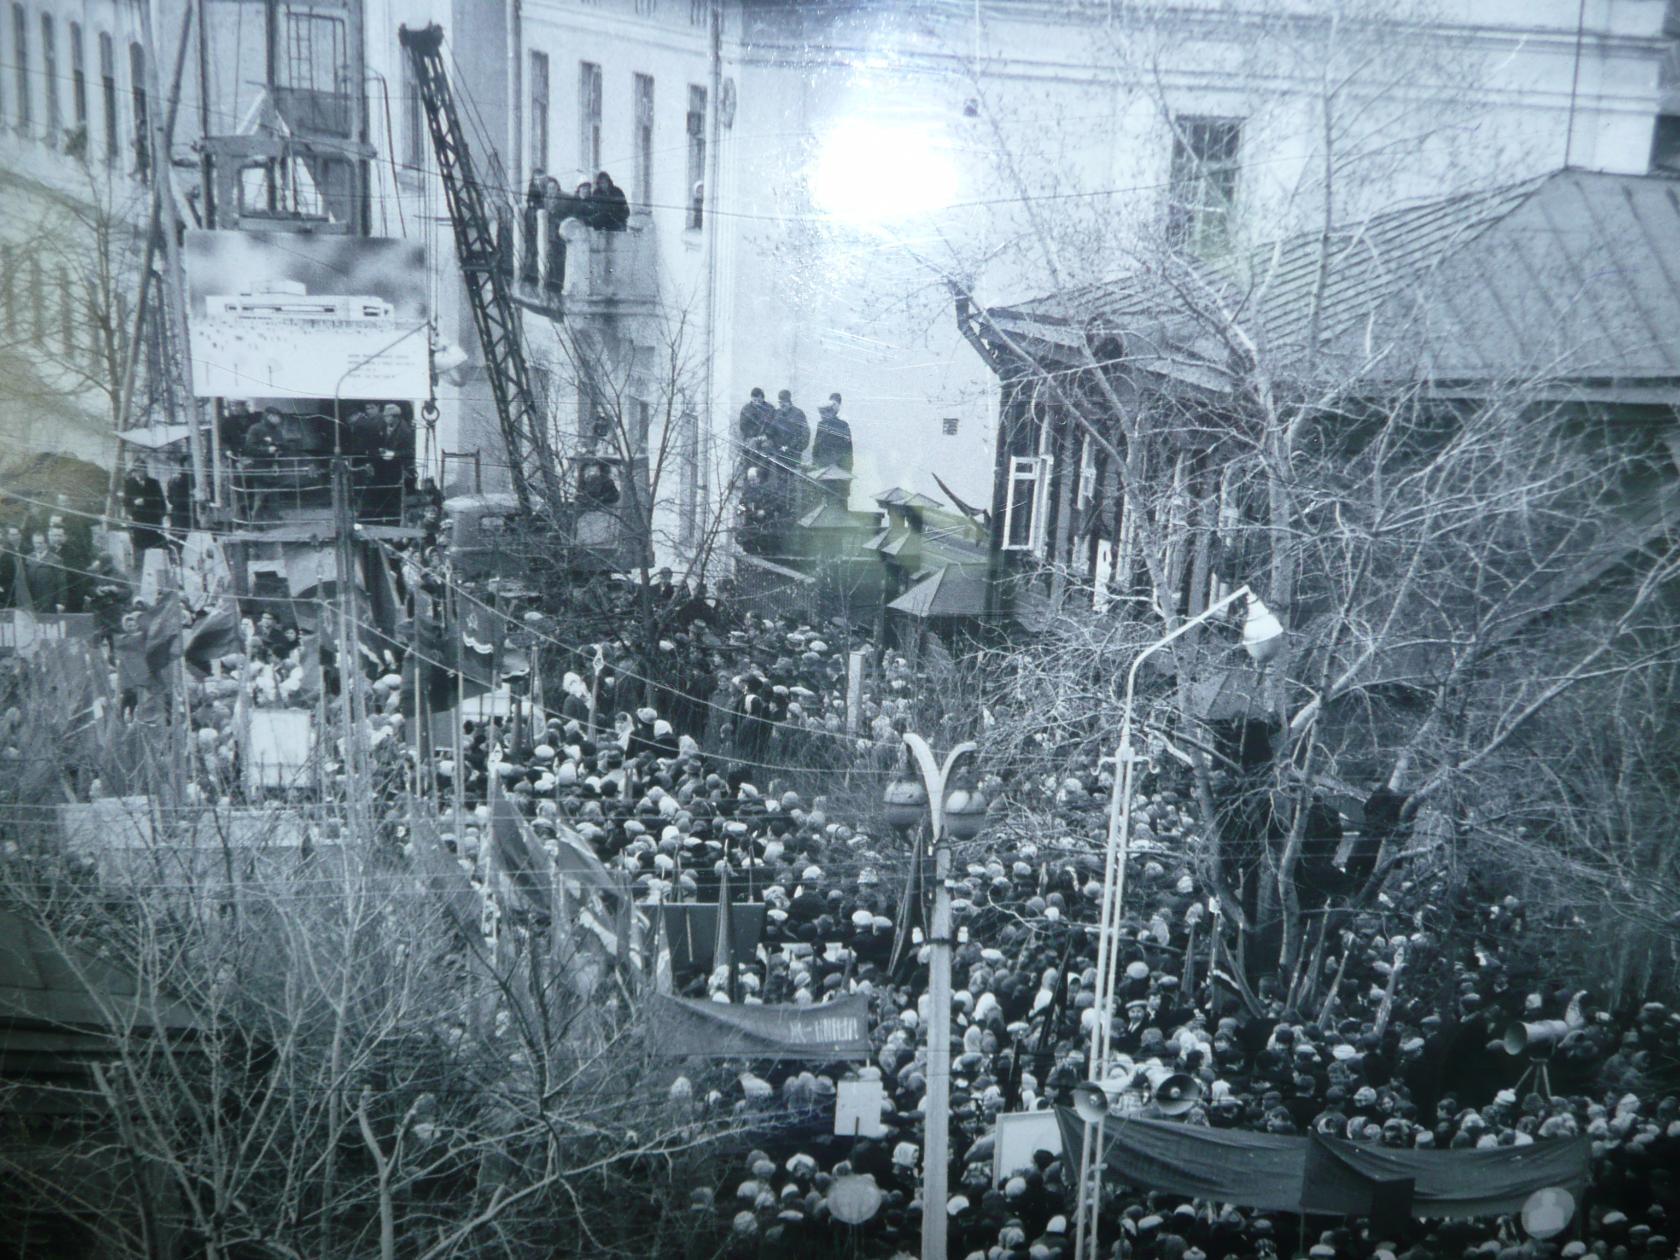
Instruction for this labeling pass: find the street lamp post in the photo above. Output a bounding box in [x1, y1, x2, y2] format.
[1073, 586, 1284, 1260]
[886, 732, 984, 1260]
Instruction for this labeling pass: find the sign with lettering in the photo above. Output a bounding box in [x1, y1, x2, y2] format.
[647, 994, 870, 1061]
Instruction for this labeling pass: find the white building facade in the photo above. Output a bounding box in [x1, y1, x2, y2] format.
[0, 0, 158, 474]
[497, 0, 1672, 544]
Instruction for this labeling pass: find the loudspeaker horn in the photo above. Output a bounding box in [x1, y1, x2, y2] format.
[1143, 1064, 1203, 1116]
[1070, 1081, 1111, 1124]
[1502, 1019, 1570, 1059]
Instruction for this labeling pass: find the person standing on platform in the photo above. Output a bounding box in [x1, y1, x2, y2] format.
[812, 393, 854, 472]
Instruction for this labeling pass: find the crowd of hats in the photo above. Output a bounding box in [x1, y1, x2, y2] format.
[20, 574, 1680, 1260]
[386, 606, 1680, 1260]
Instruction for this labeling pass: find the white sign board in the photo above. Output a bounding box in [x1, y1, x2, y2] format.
[185, 231, 428, 399]
[845, 648, 866, 736]
[244, 710, 315, 791]
[992, 1111, 1063, 1184]
[833, 1078, 887, 1138]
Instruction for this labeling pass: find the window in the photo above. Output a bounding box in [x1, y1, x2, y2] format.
[1002, 455, 1052, 552]
[69, 23, 84, 123]
[1167, 116, 1241, 253]
[529, 50, 549, 175]
[280, 11, 350, 134]
[57, 264, 73, 355]
[633, 73, 654, 212]
[68, 19, 86, 156]
[635, 0, 658, 14]
[578, 61, 601, 175]
[99, 32, 116, 164]
[129, 41, 149, 178]
[632, 398, 651, 453]
[28, 256, 44, 345]
[1, 246, 13, 336]
[14, 5, 32, 132]
[39, 14, 58, 144]
[689, 0, 708, 26]
[400, 39, 423, 167]
[941, 416, 961, 436]
[685, 85, 706, 229]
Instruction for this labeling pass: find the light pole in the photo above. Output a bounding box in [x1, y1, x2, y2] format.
[1073, 585, 1284, 1260]
[883, 732, 987, 1260]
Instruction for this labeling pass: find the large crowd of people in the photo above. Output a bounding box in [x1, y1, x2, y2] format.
[387, 608, 1678, 1260]
[5, 518, 1677, 1260]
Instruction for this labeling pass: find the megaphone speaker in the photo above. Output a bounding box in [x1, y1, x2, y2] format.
[1145, 1066, 1203, 1116]
[1071, 1081, 1111, 1124]
[1502, 1019, 1570, 1059]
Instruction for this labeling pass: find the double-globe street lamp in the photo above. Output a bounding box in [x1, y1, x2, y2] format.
[883, 732, 989, 1260]
[1073, 586, 1285, 1260]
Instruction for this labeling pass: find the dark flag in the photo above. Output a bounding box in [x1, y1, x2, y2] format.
[141, 593, 182, 690]
[184, 597, 244, 675]
[715, 866, 739, 1002]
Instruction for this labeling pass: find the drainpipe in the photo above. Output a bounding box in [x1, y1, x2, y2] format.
[508, 0, 522, 205]
[702, 0, 725, 568]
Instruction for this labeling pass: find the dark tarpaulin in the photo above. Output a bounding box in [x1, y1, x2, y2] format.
[1055, 1110, 1310, 1212]
[648, 993, 871, 1061]
[1306, 1131, 1590, 1220]
[1056, 1110, 1589, 1219]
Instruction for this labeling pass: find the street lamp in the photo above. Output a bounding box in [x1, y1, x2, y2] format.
[1073, 586, 1284, 1260]
[883, 731, 983, 1260]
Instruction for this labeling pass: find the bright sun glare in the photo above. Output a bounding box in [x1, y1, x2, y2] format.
[810, 117, 961, 227]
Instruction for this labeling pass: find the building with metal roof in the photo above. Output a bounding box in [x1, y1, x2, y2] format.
[968, 169, 1680, 628]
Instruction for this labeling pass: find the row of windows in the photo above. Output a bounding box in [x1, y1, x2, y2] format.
[2, 3, 149, 176]
[525, 55, 709, 229]
[0, 242, 125, 370]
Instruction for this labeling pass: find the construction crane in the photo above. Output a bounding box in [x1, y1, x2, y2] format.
[399, 23, 558, 516]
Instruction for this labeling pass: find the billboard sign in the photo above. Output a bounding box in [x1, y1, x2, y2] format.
[185, 231, 428, 399]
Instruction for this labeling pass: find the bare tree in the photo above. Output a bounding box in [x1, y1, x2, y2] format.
[768, 0, 1680, 1000]
[0, 711, 749, 1258]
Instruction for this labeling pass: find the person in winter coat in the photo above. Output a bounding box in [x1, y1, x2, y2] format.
[123, 468, 168, 556]
[811, 393, 854, 471]
[770, 390, 809, 462]
[587, 171, 630, 231]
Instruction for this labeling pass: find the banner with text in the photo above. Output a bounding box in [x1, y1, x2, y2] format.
[648, 994, 870, 1061]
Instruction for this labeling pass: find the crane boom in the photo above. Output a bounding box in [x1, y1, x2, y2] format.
[399, 23, 556, 514]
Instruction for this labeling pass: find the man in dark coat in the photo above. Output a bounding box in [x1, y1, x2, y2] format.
[770, 390, 809, 462]
[737, 388, 774, 446]
[22, 530, 68, 611]
[811, 393, 854, 471]
[587, 171, 630, 231]
[220, 399, 254, 454]
[368, 404, 414, 521]
[122, 467, 167, 555]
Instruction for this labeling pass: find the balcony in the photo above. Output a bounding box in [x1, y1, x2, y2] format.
[508, 208, 658, 321]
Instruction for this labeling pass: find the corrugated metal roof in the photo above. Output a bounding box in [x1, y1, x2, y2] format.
[887, 564, 990, 619]
[797, 500, 859, 530]
[988, 171, 1680, 394]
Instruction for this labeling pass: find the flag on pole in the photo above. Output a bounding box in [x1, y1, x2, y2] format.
[140, 593, 183, 691]
[184, 596, 244, 675]
[714, 866, 739, 1003]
